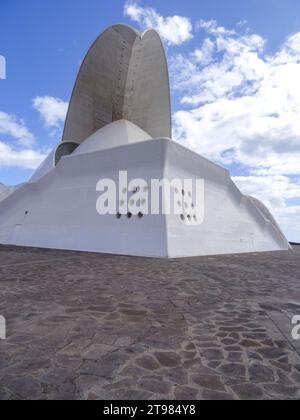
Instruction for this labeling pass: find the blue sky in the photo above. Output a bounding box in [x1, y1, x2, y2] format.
[1, 0, 300, 241]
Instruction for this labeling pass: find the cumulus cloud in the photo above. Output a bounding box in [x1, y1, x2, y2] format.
[196, 19, 237, 37]
[124, 1, 193, 46]
[193, 38, 215, 66]
[0, 110, 46, 171]
[233, 176, 300, 209]
[0, 111, 35, 147]
[33, 96, 68, 129]
[0, 141, 46, 170]
[0, 96, 68, 173]
[170, 19, 300, 240]
[171, 21, 300, 175]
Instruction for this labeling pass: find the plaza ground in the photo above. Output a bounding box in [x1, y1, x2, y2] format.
[0, 245, 300, 400]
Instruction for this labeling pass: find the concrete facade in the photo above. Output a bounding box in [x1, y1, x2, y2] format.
[62, 25, 171, 143]
[0, 24, 291, 257]
[0, 184, 16, 204]
[0, 130, 290, 257]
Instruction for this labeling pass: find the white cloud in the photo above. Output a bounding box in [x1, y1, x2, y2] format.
[124, 1, 193, 46]
[171, 19, 300, 240]
[0, 95, 68, 174]
[33, 96, 68, 129]
[171, 32, 266, 106]
[0, 141, 46, 170]
[233, 175, 300, 242]
[193, 38, 215, 66]
[0, 110, 47, 171]
[171, 23, 300, 175]
[196, 19, 237, 37]
[0, 111, 35, 147]
[233, 176, 300, 209]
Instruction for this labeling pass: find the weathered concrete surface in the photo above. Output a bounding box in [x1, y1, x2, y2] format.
[63, 25, 171, 143]
[0, 138, 290, 257]
[0, 245, 300, 400]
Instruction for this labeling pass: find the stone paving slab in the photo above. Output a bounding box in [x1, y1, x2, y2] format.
[0, 245, 300, 400]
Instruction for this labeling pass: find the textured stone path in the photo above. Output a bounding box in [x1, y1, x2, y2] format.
[0, 245, 300, 400]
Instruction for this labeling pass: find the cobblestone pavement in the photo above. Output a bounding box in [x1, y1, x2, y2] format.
[0, 245, 300, 400]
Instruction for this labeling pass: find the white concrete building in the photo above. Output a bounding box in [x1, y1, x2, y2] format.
[0, 25, 291, 257]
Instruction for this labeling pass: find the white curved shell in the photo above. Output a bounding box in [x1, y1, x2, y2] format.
[73, 119, 152, 156]
[62, 24, 171, 144]
[248, 196, 291, 248]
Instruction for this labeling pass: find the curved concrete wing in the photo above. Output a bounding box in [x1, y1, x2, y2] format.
[248, 196, 291, 249]
[62, 24, 172, 144]
[73, 119, 152, 156]
[123, 29, 172, 139]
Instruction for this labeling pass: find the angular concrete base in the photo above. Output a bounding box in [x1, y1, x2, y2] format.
[0, 136, 290, 258]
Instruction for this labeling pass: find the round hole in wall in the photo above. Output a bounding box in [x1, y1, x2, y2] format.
[138, 212, 144, 219]
[182, 189, 185, 196]
[180, 214, 185, 221]
[116, 213, 122, 219]
[127, 212, 132, 219]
